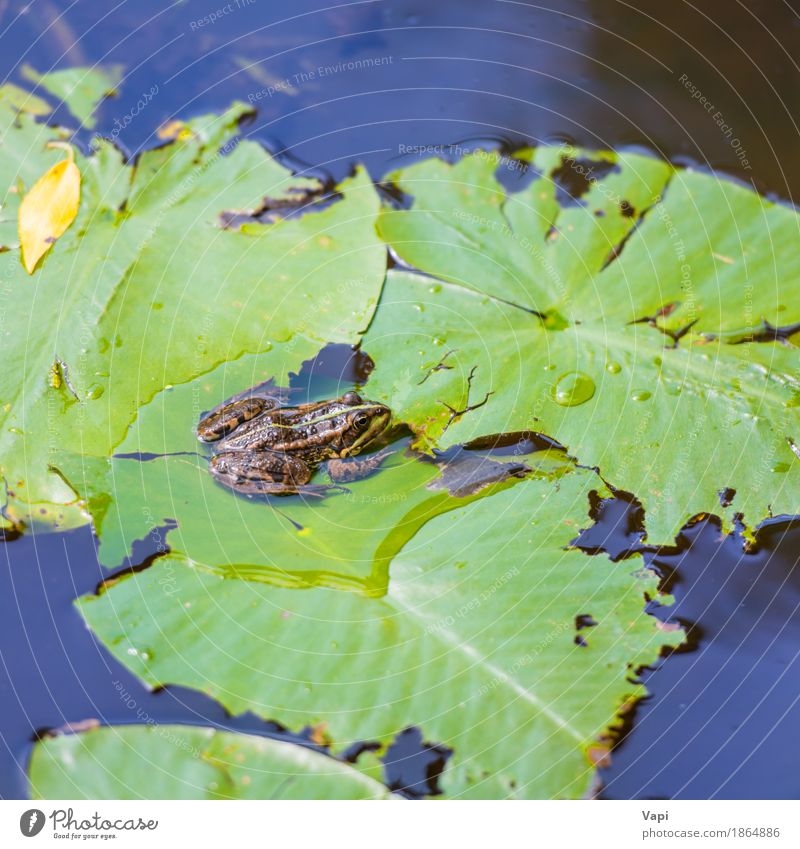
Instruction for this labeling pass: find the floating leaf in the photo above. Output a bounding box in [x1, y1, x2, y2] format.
[30, 726, 392, 799]
[79, 466, 680, 799]
[21, 63, 123, 128]
[377, 147, 800, 333]
[18, 144, 80, 274]
[88, 347, 515, 584]
[367, 150, 800, 541]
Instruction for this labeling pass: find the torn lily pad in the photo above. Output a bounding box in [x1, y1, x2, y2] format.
[78, 465, 680, 799]
[366, 148, 800, 541]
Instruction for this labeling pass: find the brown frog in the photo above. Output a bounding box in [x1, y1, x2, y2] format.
[197, 391, 392, 496]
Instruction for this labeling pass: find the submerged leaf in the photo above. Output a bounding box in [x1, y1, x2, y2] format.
[0, 82, 51, 116]
[21, 63, 123, 128]
[18, 146, 80, 274]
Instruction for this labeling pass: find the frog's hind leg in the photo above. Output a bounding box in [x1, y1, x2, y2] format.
[209, 451, 346, 498]
[197, 397, 278, 442]
[326, 447, 394, 483]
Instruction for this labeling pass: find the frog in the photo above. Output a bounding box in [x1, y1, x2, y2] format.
[196, 390, 392, 496]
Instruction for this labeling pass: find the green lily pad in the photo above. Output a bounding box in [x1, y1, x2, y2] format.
[21, 63, 123, 128]
[379, 146, 800, 333]
[89, 338, 558, 584]
[0, 96, 385, 528]
[30, 725, 392, 799]
[367, 148, 800, 541]
[79, 465, 680, 799]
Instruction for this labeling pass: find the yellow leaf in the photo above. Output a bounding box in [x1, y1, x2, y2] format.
[18, 144, 81, 274]
[157, 119, 193, 141]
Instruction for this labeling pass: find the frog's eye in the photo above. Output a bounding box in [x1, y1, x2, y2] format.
[354, 413, 370, 429]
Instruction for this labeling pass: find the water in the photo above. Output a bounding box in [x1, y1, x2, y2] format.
[571, 496, 800, 799]
[2, 0, 800, 799]
[3, 0, 799, 195]
[600, 514, 800, 800]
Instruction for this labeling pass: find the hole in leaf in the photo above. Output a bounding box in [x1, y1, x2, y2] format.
[551, 156, 619, 206]
[382, 726, 453, 798]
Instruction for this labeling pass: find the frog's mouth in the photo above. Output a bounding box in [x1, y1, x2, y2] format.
[340, 408, 391, 457]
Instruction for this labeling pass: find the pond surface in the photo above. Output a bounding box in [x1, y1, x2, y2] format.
[1, 0, 799, 799]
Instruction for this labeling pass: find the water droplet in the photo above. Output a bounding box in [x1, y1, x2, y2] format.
[606, 361, 621, 374]
[653, 356, 662, 367]
[433, 336, 446, 346]
[772, 462, 790, 474]
[86, 383, 104, 400]
[428, 283, 441, 294]
[413, 303, 424, 313]
[262, 341, 273, 352]
[553, 371, 595, 407]
[544, 363, 556, 372]
[97, 337, 109, 353]
[632, 390, 652, 402]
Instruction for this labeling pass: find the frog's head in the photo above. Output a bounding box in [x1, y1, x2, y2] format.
[338, 391, 391, 456]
